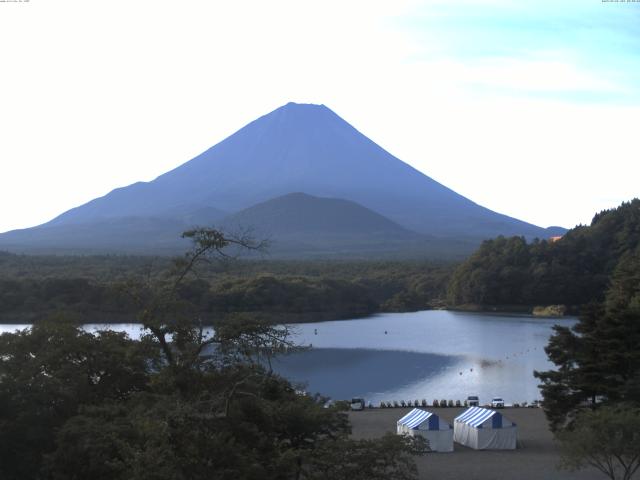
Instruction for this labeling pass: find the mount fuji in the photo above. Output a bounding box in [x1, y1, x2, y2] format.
[0, 102, 564, 256]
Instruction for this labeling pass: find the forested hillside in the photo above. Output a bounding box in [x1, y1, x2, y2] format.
[447, 199, 640, 310]
[0, 254, 452, 324]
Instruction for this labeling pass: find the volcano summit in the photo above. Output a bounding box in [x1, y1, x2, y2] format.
[0, 102, 563, 256]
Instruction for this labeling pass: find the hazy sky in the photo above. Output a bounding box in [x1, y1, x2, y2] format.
[1, 0, 638, 233]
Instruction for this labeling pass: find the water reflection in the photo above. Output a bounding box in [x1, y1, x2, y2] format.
[272, 348, 460, 402]
[276, 310, 576, 404]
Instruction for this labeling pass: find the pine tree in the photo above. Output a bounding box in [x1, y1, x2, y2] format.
[535, 248, 640, 431]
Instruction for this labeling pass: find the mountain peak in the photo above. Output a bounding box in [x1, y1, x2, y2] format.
[0, 102, 561, 254]
[267, 102, 336, 125]
[282, 101, 327, 110]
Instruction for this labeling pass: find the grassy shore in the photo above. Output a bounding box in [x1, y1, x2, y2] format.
[449, 303, 578, 317]
[349, 407, 603, 480]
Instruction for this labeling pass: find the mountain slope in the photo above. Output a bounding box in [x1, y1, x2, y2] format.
[0, 102, 564, 255]
[41, 103, 555, 237]
[219, 193, 475, 258]
[222, 192, 416, 239]
[0, 207, 226, 254]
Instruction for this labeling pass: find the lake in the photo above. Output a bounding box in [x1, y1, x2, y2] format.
[275, 310, 576, 405]
[0, 310, 575, 405]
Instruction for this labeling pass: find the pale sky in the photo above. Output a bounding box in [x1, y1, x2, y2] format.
[1, 0, 638, 233]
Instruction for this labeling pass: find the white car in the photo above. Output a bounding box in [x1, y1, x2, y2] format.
[491, 397, 505, 408]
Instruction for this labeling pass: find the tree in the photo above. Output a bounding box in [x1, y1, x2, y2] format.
[447, 199, 640, 310]
[304, 434, 428, 480]
[0, 318, 152, 480]
[1, 228, 427, 479]
[557, 406, 640, 480]
[535, 248, 640, 431]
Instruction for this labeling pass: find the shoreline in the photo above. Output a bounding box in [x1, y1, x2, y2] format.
[0, 306, 578, 328]
[447, 303, 578, 318]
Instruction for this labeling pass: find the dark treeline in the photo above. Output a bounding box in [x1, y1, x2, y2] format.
[0, 253, 453, 323]
[447, 199, 640, 311]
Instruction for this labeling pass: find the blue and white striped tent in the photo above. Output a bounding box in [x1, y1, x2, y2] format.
[453, 407, 517, 450]
[397, 409, 453, 452]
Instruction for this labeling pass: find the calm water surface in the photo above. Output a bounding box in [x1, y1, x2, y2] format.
[0, 310, 575, 405]
[276, 310, 575, 404]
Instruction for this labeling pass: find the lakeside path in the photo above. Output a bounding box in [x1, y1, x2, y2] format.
[349, 407, 604, 480]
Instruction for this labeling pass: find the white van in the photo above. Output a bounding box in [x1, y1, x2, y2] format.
[467, 395, 479, 407]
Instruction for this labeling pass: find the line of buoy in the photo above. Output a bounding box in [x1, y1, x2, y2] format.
[373, 399, 535, 409]
[458, 346, 541, 376]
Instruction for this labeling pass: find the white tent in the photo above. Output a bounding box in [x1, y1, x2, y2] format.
[397, 408, 454, 452]
[453, 406, 517, 450]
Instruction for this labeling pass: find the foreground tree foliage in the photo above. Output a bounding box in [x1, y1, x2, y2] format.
[536, 244, 640, 478]
[0, 229, 425, 479]
[0, 320, 152, 480]
[306, 434, 427, 480]
[535, 248, 640, 431]
[557, 406, 640, 480]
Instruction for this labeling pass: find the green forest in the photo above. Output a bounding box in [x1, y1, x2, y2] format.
[447, 199, 640, 312]
[0, 253, 452, 324]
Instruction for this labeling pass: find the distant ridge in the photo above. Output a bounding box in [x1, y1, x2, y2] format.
[216, 192, 440, 257]
[222, 192, 415, 238]
[0, 102, 565, 256]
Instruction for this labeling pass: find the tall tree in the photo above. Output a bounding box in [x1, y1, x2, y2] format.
[535, 248, 640, 431]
